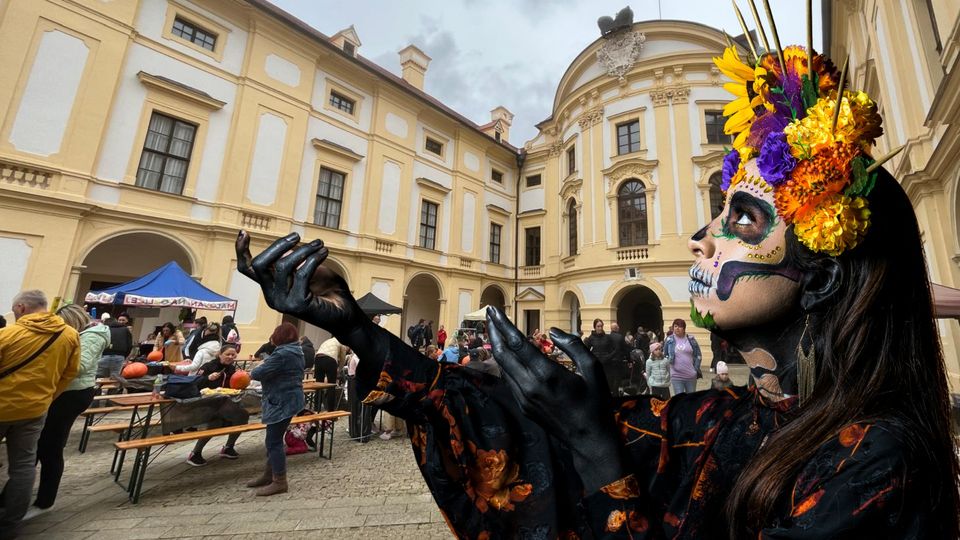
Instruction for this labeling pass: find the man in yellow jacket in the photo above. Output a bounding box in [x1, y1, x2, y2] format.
[0, 290, 79, 538]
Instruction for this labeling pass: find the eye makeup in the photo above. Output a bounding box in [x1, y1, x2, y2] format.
[722, 191, 777, 245]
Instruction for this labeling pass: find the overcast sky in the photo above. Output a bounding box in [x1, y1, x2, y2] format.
[266, 0, 823, 145]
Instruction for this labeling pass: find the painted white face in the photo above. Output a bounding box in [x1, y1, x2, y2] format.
[687, 159, 802, 331]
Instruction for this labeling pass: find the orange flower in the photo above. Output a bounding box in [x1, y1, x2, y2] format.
[649, 398, 667, 418]
[605, 510, 627, 532]
[466, 446, 530, 512]
[774, 143, 859, 223]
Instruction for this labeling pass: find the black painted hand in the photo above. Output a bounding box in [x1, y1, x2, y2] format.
[486, 307, 626, 493]
[235, 231, 365, 337]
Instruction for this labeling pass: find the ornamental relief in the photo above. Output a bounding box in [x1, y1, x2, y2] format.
[577, 106, 604, 129]
[560, 177, 583, 201]
[603, 160, 658, 195]
[596, 29, 646, 83]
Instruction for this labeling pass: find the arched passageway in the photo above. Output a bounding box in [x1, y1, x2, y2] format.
[615, 285, 663, 337]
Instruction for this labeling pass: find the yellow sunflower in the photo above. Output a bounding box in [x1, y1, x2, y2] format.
[714, 47, 765, 149]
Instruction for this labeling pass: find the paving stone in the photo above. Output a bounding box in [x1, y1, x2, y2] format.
[295, 515, 368, 529]
[220, 518, 302, 534]
[358, 503, 408, 515]
[91, 526, 172, 540]
[363, 511, 435, 526]
[74, 517, 146, 531]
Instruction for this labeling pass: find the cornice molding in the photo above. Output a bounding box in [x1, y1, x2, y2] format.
[311, 138, 364, 162]
[136, 71, 226, 110]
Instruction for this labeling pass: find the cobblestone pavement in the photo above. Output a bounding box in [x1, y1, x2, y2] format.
[12, 365, 749, 539]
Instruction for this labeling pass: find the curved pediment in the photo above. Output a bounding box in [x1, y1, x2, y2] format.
[547, 20, 729, 124]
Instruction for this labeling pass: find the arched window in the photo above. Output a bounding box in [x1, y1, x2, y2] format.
[567, 198, 578, 256]
[618, 180, 648, 246]
[708, 172, 725, 220]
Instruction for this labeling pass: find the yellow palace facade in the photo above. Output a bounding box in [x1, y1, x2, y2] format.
[0, 0, 957, 386]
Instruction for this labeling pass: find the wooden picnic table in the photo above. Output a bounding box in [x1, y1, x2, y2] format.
[302, 381, 336, 411]
[107, 394, 174, 483]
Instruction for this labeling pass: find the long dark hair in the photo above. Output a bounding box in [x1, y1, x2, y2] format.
[726, 169, 960, 537]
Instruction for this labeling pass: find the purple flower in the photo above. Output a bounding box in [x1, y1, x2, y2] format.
[757, 132, 796, 186]
[721, 150, 740, 191]
[745, 111, 790, 150]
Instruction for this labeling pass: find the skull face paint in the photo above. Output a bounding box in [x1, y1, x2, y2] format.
[688, 159, 802, 331]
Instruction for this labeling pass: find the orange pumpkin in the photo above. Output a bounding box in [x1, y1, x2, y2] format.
[230, 369, 251, 390]
[121, 362, 148, 379]
[146, 350, 163, 362]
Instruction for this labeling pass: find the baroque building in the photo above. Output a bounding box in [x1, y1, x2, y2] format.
[826, 0, 960, 387]
[0, 0, 957, 387]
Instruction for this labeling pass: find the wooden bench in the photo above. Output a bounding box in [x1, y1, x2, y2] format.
[77, 405, 137, 453]
[115, 411, 350, 503]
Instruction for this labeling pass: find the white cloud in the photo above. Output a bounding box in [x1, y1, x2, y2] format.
[267, 0, 823, 145]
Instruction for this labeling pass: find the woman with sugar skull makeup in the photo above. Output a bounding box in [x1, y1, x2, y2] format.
[233, 31, 960, 540]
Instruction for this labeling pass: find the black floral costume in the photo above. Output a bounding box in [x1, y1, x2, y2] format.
[360, 336, 938, 539]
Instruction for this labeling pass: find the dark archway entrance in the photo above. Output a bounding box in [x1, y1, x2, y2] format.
[615, 286, 663, 337]
[480, 285, 506, 311]
[561, 291, 582, 336]
[402, 273, 442, 344]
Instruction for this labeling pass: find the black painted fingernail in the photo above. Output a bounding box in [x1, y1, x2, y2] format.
[310, 239, 321, 247]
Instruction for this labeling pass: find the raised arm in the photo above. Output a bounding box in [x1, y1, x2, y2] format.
[235, 231, 435, 399]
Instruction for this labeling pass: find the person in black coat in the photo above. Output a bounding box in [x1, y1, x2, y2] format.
[583, 319, 624, 395]
[300, 336, 316, 371]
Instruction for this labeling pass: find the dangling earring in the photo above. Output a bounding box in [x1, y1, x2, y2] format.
[796, 315, 815, 406]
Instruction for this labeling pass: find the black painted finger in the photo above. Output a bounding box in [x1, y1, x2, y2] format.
[274, 240, 321, 279]
[235, 231, 256, 279]
[250, 232, 301, 281]
[549, 327, 607, 392]
[487, 307, 555, 380]
[290, 248, 326, 301]
[486, 309, 537, 390]
[498, 362, 532, 413]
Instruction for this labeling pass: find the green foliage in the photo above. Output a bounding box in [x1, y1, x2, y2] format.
[845, 155, 878, 197]
[801, 73, 820, 111]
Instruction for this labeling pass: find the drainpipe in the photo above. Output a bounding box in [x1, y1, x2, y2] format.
[513, 150, 526, 319]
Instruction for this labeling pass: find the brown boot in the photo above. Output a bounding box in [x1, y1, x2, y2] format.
[255, 474, 288, 496]
[245, 462, 272, 488]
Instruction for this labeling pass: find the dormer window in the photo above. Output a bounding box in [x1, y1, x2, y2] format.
[342, 41, 355, 56]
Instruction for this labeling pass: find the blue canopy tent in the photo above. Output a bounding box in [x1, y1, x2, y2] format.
[84, 261, 237, 311]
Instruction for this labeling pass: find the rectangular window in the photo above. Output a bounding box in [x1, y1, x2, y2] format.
[135, 112, 197, 195]
[313, 167, 345, 229]
[705, 111, 729, 145]
[525, 226, 541, 266]
[342, 41, 356, 56]
[491, 169, 503, 183]
[567, 145, 576, 175]
[617, 120, 641, 155]
[425, 137, 444, 156]
[419, 200, 438, 249]
[489, 223, 502, 264]
[526, 174, 541, 187]
[171, 17, 217, 51]
[329, 91, 355, 115]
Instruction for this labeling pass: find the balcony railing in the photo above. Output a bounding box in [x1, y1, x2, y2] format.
[0, 161, 52, 189]
[458, 257, 474, 269]
[521, 265, 543, 277]
[241, 211, 271, 231]
[616, 247, 649, 261]
[374, 239, 394, 254]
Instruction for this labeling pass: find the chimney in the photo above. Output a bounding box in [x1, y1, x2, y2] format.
[483, 106, 514, 143]
[398, 45, 431, 90]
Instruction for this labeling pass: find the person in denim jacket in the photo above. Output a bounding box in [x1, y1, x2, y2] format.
[248, 323, 304, 496]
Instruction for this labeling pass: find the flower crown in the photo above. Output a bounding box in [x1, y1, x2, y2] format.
[713, 43, 888, 256]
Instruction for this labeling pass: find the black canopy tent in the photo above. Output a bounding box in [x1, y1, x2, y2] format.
[356, 292, 402, 316]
